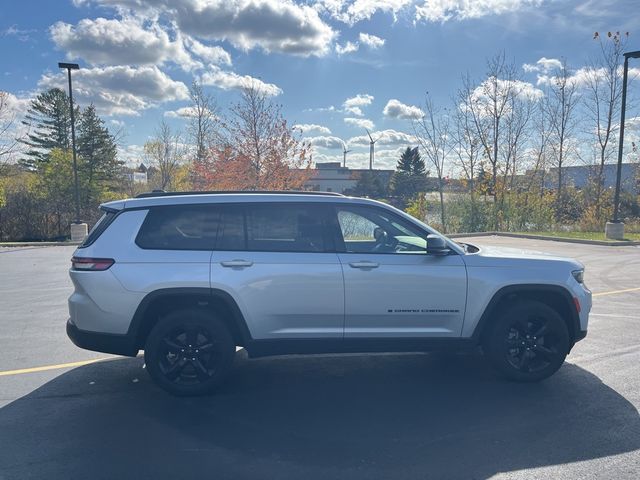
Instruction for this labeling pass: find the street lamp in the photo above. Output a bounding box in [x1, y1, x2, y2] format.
[607, 50, 640, 240]
[58, 62, 86, 242]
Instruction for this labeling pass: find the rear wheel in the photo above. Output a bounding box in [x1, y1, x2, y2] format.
[483, 300, 570, 382]
[144, 308, 235, 396]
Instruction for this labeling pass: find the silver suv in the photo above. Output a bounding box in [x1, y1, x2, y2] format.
[67, 191, 591, 395]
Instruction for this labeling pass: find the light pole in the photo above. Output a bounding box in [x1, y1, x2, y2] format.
[607, 50, 640, 239]
[58, 62, 86, 241]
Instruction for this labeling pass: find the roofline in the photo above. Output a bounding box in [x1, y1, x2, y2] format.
[135, 190, 345, 199]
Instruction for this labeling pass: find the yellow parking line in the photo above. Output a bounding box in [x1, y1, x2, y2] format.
[0, 358, 108, 377]
[593, 287, 640, 297]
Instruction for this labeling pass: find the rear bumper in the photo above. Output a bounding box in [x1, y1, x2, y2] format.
[66, 319, 138, 357]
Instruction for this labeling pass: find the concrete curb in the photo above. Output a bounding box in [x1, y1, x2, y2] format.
[448, 232, 640, 246]
[0, 241, 80, 247]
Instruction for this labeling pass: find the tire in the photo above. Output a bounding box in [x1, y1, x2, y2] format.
[144, 308, 236, 396]
[483, 300, 570, 382]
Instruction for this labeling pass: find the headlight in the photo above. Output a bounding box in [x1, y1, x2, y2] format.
[572, 270, 584, 284]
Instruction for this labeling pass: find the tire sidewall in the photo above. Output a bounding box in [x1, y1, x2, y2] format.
[144, 309, 235, 396]
[484, 300, 570, 382]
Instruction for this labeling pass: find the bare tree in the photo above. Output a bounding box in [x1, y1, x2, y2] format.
[414, 94, 451, 231]
[144, 120, 185, 191]
[188, 81, 218, 189]
[543, 59, 580, 218]
[583, 31, 628, 212]
[0, 92, 21, 175]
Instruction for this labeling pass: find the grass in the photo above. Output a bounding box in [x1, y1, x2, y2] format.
[514, 231, 640, 242]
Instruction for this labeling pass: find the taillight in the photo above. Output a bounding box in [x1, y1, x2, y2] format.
[71, 256, 115, 271]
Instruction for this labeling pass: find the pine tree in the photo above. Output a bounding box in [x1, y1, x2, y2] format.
[76, 105, 120, 206]
[20, 88, 77, 170]
[391, 147, 427, 205]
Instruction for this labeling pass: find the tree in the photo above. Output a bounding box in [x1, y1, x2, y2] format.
[350, 170, 386, 197]
[187, 81, 218, 189]
[144, 120, 186, 191]
[76, 105, 120, 208]
[390, 146, 427, 206]
[195, 84, 311, 191]
[414, 95, 451, 231]
[0, 92, 20, 175]
[584, 31, 628, 213]
[20, 88, 77, 170]
[543, 59, 580, 219]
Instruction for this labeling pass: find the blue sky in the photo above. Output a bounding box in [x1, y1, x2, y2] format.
[1, 0, 638, 170]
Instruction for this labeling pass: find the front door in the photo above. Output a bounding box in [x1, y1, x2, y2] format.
[332, 204, 467, 338]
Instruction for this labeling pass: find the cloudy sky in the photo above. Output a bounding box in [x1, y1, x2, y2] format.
[1, 0, 637, 170]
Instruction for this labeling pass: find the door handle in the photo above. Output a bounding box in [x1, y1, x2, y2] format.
[349, 261, 379, 269]
[220, 260, 253, 268]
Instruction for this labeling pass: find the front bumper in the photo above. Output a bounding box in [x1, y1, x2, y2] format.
[66, 318, 139, 357]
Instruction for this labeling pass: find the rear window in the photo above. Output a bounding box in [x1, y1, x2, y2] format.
[79, 210, 117, 248]
[136, 205, 223, 250]
[246, 204, 328, 252]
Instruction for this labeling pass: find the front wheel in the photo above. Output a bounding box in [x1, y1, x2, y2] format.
[144, 309, 236, 396]
[483, 300, 570, 382]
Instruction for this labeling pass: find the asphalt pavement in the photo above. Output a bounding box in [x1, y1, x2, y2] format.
[0, 238, 638, 480]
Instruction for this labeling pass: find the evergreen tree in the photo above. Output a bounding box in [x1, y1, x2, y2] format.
[390, 147, 427, 205]
[77, 105, 120, 205]
[350, 170, 385, 198]
[20, 88, 78, 170]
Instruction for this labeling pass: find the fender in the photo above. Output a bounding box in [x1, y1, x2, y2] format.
[470, 284, 581, 343]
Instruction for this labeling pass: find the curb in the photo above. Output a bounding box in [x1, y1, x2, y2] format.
[448, 232, 640, 246]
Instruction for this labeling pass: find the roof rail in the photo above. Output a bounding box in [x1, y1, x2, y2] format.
[134, 190, 345, 199]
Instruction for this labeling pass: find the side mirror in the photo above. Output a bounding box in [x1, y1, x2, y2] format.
[426, 234, 450, 256]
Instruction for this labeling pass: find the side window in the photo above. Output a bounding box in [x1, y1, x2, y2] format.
[136, 205, 221, 250]
[336, 206, 428, 254]
[245, 204, 328, 252]
[216, 207, 246, 250]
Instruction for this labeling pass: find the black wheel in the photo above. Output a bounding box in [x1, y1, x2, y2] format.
[483, 300, 570, 382]
[144, 308, 236, 396]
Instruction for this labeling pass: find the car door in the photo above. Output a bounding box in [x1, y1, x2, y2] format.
[210, 202, 345, 340]
[333, 204, 467, 338]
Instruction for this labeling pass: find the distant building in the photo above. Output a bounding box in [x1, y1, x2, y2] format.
[303, 162, 395, 194]
[544, 163, 639, 194]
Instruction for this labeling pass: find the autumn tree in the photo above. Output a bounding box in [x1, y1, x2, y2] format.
[194, 84, 311, 190]
[187, 81, 218, 189]
[0, 92, 20, 175]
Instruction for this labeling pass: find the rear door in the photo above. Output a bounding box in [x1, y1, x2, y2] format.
[332, 204, 467, 338]
[210, 202, 344, 340]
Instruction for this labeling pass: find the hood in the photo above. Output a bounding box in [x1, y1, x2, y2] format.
[464, 244, 584, 270]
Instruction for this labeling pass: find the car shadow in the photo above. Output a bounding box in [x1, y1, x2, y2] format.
[0, 352, 638, 480]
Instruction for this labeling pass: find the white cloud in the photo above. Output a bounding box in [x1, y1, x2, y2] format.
[336, 40, 359, 55]
[38, 65, 189, 116]
[199, 65, 283, 96]
[117, 143, 145, 166]
[415, 0, 543, 23]
[164, 106, 216, 119]
[523, 57, 562, 73]
[306, 135, 345, 149]
[472, 77, 543, 102]
[342, 93, 373, 116]
[83, 0, 335, 57]
[359, 32, 385, 48]
[184, 36, 232, 66]
[383, 99, 424, 120]
[348, 129, 417, 146]
[536, 66, 640, 89]
[316, 0, 414, 25]
[50, 18, 199, 71]
[293, 123, 332, 134]
[344, 117, 375, 130]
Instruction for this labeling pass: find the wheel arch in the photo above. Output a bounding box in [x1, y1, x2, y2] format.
[471, 284, 580, 345]
[129, 287, 252, 350]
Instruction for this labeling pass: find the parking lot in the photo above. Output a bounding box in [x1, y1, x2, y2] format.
[0, 237, 639, 480]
